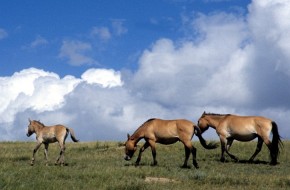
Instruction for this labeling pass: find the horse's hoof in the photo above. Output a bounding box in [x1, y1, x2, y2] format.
[220, 158, 226, 162]
[151, 161, 158, 166]
[270, 161, 277, 166]
[181, 165, 190, 169]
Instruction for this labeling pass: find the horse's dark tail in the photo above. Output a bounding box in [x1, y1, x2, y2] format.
[194, 125, 218, 149]
[270, 121, 283, 165]
[68, 128, 79, 142]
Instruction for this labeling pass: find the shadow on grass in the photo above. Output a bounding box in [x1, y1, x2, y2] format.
[10, 156, 31, 162]
[214, 158, 269, 165]
[237, 159, 269, 165]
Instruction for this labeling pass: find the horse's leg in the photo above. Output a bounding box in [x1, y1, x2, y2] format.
[219, 136, 226, 162]
[44, 143, 49, 166]
[225, 138, 239, 162]
[182, 145, 190, 168]
[135, 141, 150, 166]
[148, 140, 157, 166]
[190, 145, 198, 169]
[248, 136, 263, 163]
[182, 141, 199, 169]
[226, 138, 234, 151]
[31, 142, 42, 166]
[263, 138, 276, 165]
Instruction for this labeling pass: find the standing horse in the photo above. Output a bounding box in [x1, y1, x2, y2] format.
[124, 118, 218, 168]
[197, 112, 283, 165]
[26, 119, 79, 166]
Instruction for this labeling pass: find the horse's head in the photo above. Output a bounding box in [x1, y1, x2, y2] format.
[197, 111, 210, 133]
[26, 119, 35, 137]
[124, 134, 137, 161]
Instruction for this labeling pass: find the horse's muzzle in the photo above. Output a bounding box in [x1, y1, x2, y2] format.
[124, 155, 131, 161]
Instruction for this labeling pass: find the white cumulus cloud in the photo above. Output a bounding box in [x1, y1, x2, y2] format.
[0, 68, 125, 140]
[81, 68, 123, 88]
[1, 0, 290, 141]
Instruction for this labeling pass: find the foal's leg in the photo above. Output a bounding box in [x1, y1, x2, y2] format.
[55, 141, 65, 166]
[248, 137, 263, 163]
[31, 142, 42, 166]
[60, 143, 66, 165]
[44, 143, 49, 166]
[135, 141, 150, 166]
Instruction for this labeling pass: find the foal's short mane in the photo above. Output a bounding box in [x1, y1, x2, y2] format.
[33, 120, 45, 127]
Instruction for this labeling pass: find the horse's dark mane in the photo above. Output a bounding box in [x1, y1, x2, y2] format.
[130, 118, 156, 140]
[138, 118, 156, 129]
[145, 118, 156, 123]
[204, 112, 231, 116]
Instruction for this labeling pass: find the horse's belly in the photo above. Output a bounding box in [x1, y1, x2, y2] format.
[231, 133, 257, 141]
[157, 137, 179, 144]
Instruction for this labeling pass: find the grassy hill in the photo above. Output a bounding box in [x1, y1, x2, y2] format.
[0, 140, 289, 189]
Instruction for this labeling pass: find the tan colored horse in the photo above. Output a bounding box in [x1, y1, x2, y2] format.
[124, 118, 218, 168]
[26, 119, 79, 166]
[197, 112, 283, 165]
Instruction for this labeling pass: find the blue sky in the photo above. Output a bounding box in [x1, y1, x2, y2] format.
[1, 0, 249, 77]
[1, 0, 290, 142]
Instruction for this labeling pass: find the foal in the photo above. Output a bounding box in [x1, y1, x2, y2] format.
[27, 119, 79, 166]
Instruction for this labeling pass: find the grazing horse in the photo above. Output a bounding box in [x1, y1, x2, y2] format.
[197, 112, 283, 165]
[26, 119, 79, 166]
[124, 118, 218, 168]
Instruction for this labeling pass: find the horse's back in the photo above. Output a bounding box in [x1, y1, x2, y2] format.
[151, 119, 194, 130]
[147, 119, 195, 143]
[223, 115, 270, 125]
[220, 115, 273, 140]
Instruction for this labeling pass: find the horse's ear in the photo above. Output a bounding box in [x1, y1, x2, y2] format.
[28, 118, 31, 123]
[127, 133, 134, 140]
[203, 111, 206, 115]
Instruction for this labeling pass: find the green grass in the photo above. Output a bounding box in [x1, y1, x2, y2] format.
[0, 141, 289, 190]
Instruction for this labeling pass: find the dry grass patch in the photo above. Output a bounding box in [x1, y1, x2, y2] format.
[145, 177, 179, 183]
